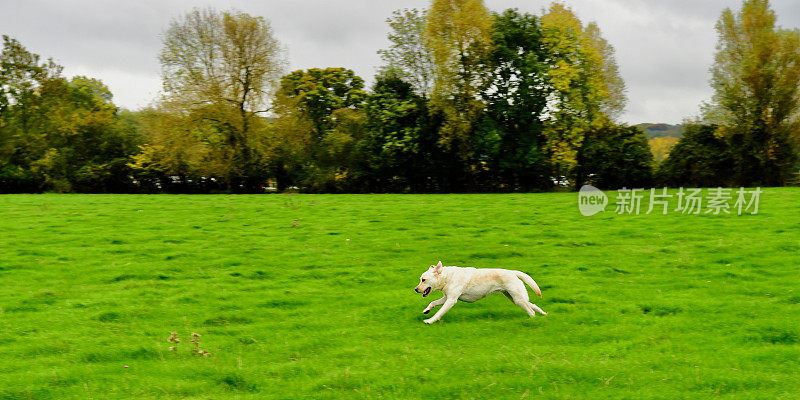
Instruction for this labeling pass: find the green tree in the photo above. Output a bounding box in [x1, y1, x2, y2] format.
[480, 9, 551, 191]
[575, 125, 653, 190]
[378, 8, 435, 97]
[128, 105, 215, 191]
[0, 35, 61, 115]
[0, 36, 62, 191]
[275, 68, 366, 138]
[3, 75, 140, 192]
[360, 72, 443, 192]
[158, 8, 285, 190]
[705, 0, 800, 186]
[312, 107, 367, 192]
[266, 96, 313, 191]
[272, 68, 367, 191]
[1, 37, 140, 193]
[656, 124, 734, 187]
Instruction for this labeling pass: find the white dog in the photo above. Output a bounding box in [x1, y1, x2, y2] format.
[414, 261, 546, 324]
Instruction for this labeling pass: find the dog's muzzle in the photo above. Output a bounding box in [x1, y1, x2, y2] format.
[422, 287, 431, 297]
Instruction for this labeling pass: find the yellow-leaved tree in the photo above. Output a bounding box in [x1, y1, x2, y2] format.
[424, 0, 493, 158]
[138, 8, 285, 190]
[649, 136, 681, 163]
[540, 3, 626, 180]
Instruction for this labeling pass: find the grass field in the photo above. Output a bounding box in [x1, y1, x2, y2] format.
[1, 190, 799, 399]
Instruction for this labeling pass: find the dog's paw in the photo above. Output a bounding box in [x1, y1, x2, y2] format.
[422, 309, 430, 314]
[423, 318, 435, 324]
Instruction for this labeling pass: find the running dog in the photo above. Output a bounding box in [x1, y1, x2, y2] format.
[413, 261, 546, 324]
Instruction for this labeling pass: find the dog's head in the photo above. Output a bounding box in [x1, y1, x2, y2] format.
[414, 261, 444, 297]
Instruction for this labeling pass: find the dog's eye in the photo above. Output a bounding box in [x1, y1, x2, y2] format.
[421, 279, 426, 282]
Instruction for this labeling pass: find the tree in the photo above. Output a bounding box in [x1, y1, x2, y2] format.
[480, 9, 551, 191]
[359, 72, 441, 192]
[649, 136, 680, 163]
[424, 0, 493, 156]
[127, 105, 210, 191]
[158, 8, 285, 189]
[1, 37, 140, 193]
[1, 36, 63, 191]
[274, 68, 366, 139]
[3, 76, 141, 192]
[705, 0, 800, 186]
[266, 97, 313, 191]
[0, 35, 62, 115]
[271, 68, 367, 191]
[656, 124, 734, 187]
[312, 107, 367, 192]
[539, 3, 626, 181]
[575, 125, 653, 190]
[378, 8, 435, 97]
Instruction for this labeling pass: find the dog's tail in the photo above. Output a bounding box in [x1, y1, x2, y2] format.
[516, 271, 542, 297]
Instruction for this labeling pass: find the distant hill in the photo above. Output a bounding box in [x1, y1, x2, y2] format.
[636, 123, 684, 139]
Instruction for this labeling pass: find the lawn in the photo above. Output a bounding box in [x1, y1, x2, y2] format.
[0, 190, 799, 399]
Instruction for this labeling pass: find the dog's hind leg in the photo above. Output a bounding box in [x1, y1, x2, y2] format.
[507, 278, 547, 317]
[529, 303, 547, 315]
[504, 290, 537, 317]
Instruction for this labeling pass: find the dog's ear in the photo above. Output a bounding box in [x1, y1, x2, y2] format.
[434, 261, 442, 274]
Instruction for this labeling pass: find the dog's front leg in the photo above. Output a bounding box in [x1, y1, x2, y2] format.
[423, 298, 457, 324]
[423, 296, 446, 314]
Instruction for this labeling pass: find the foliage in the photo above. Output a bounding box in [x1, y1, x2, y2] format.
[539, 3, 627, 178]
[575, 124, 653, 189]
[155, 8, 285, 190]
[160, 8, 284, 113]
[360, 72, 456, 193]
[0, 36, 141, 193]
[275, 68, 366, 138]
[424, 0, 493, 157]
[272, 67, 367, 192]
[656, 124, 734, 187]
[480, 9, 551, 191]
[649, 136, 681, 163]
[0, 35, 62, 114]
[360, 73, 425, 191]
[1, 35, 63, 191]
[7, 2, 799, 193]
[308, 107, 367, 192]
[705, 0, 800, 186]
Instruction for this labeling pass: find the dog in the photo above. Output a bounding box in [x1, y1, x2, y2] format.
[414, 261, 546, 324]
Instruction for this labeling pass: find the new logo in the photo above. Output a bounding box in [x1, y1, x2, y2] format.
[578, 185, 608, 216]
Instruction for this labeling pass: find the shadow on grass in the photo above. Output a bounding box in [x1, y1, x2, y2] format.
[638, 304, 683, 316]
[218, 373, 259, 392]
[203, 315, 254, 326]
[748, 327, 799, 345]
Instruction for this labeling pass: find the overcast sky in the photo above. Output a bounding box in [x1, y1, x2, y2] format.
[2, 0, 799, 124]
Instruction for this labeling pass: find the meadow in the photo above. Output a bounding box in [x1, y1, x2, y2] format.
[0, 190, 799, 399]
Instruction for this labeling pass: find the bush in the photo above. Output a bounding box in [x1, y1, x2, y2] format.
[656, 124, 733, 187]
[575, 124, 654, 189]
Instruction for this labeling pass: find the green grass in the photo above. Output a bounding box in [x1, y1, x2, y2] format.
[0, 190, 799, 399]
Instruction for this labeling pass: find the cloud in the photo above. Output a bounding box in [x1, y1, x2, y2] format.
[1, 0, 798, 123]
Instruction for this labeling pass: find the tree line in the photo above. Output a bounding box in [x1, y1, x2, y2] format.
[1, 0, 798, 193]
